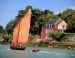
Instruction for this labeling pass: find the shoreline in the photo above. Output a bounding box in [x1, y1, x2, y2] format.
[27, 42, 75, 50]
[1, 42, 75, 50]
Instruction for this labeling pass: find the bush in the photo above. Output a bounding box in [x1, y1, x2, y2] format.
[49, 32, 65, 42]
[2, 34, 12, 43]
[29, 34, 34, 40]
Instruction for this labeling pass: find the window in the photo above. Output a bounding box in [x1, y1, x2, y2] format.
[62, 25, 65, 28]
[48, 24, 50, 28]
[48, 24, 53, 28]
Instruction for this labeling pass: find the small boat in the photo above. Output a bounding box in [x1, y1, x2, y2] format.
[0, 39, 7, 44]
[10, 9, 31, 50]
[32, 48, 39, 52]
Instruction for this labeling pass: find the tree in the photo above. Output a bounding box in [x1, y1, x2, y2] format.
[26, 6, 33, 10]
[0, 26, 5, 35]
[5, 20, 15, 34]
[30, 9, 44, 35]
[57, 9, 75, 32]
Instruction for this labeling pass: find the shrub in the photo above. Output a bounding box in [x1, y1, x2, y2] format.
[49, 32, 65, 42]
[2, 34, 12, 43]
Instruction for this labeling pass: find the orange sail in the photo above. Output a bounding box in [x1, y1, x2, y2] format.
[18, 9, 31, 44]
[10, 9, 31, 50]
[12, 24, 19, 44]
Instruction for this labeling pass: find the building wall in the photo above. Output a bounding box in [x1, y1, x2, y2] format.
[41, 27, 48, 42]
[41, 27, 57, 42]
[57, 20, 67, 30]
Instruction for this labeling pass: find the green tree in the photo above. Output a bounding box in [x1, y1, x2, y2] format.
[26, 6, 33, 10]
[58, 9, 75, 32]
[0, 26, 5, 35]
[5, 20, 15, 34]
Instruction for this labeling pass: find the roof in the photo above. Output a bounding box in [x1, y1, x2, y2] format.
[54, 18, 63, 26]
[48, 18, 65, 25]
[43, 18, 66, 27]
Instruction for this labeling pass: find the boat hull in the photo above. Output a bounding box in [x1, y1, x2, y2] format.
[10, 43, 25, 50]
[32, 48, 39, 52]
[10, 46, 25, 50]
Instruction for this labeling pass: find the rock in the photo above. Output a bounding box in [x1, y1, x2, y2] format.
[48, 46, 53, 48]
[68, 46, 71, 49]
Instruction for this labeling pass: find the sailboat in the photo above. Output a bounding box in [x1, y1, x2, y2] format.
[10, 9, 31, 50]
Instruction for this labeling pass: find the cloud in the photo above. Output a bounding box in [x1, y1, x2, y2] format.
[69, 6, 75, 10]
[54, 11, 60, 15]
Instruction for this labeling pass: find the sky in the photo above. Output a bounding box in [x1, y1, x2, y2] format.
[0, 0, 75, 28]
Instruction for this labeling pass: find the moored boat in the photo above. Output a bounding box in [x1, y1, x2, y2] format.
[0, 40, 7, 44]
[32, 48, 39, 52]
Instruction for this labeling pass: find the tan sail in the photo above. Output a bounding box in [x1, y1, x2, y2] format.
[12, 24, 19, 44]
[18, 9, 31, 43]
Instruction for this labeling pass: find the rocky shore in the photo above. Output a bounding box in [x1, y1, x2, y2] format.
[47, 42, 75, 49]
[28, 41, 75, 50]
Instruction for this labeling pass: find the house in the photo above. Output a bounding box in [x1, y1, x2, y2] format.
[41, 18, 67, 42]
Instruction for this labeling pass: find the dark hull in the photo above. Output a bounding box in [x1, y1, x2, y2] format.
[10, 46, 25, 50]
[10, 44, 25, 50]
[0, 41, 7, 44]
[32, 48, 39, 52]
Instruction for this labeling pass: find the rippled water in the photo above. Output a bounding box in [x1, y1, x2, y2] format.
[0, 44, 75, 58]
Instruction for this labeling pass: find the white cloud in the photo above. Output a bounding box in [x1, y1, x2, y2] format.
[69, 6, 75, 10]
[54, 11, 60, 15]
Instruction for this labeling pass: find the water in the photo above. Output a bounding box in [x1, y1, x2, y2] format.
[0, 44, 75, 58]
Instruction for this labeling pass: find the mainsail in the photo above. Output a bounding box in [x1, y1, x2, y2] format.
[12, 24, 19, 44]
[10, 9, 31, 50]
[18, 9, 31, 44]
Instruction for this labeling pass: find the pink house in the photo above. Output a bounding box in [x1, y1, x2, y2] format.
[41, 19, 67, 42]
